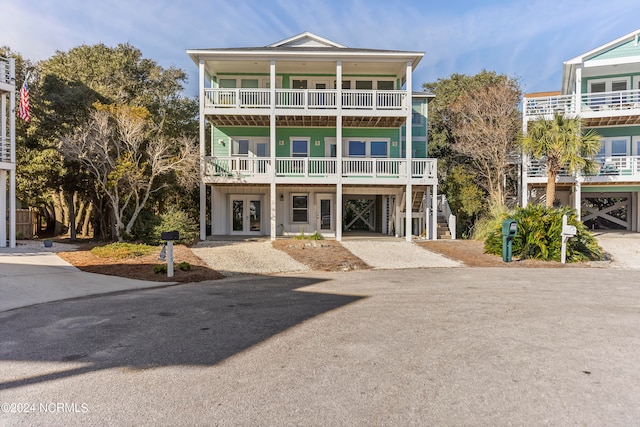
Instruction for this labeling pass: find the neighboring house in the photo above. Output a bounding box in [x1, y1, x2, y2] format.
[0, 56, 16, 248]
[187, 32, 442, 241]
[523, 29, 640, 231]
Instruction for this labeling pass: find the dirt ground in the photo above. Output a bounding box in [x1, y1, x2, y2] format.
[57, 237, 581, 283]
[271, 239, 370, 272]
[58, 244, 225, 283]
[416, 240, 573, 268]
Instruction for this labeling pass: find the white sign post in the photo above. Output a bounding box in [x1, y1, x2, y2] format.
[561, 214, 577, 264]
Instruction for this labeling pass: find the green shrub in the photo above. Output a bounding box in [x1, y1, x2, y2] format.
[91, 242, 155, 259]
[153, 264, 167, 274]
[149, 207, 199, 245]
[294, 231, 323, 240]
[177, 261, 191, 271]
[484, 204, 603, 262]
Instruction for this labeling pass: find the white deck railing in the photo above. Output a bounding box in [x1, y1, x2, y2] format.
[524, 89, 640, 118]
[526, 156, 640, 178]
[204, 88, 407, 111]
[437, 194, 456, 240]
[0, 57, 10, 85]
[204, 156, 435, 180]
[0, 137, 10, 163]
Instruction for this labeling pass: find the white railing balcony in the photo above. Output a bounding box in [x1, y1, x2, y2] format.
[204, 88, 407, 112]
[0, 137, 11, 163]
[276, 158, 337, 177]
[203, 156, 436, 183]
[0, 57, 10, 85]
[526, 156, 640, 180]
[524, 89, 640, 119]
[204, 157, 271, 177]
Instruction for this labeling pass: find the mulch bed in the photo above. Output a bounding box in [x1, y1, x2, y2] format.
[272, 239, 370, 272]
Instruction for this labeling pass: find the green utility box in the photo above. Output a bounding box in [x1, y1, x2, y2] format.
[501, 219, 518, 262]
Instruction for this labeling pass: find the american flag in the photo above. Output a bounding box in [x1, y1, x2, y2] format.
[18, 80, 30, 122]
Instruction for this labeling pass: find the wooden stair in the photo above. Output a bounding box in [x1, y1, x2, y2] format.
[437, 216, 451, 239]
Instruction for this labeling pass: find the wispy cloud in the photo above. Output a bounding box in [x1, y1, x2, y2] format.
[4, 0, 640, 95]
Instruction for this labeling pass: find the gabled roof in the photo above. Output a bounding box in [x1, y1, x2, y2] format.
[186, 32, 423, 65]
[562, 29, 640, 94]
[268, 32, 346, 49]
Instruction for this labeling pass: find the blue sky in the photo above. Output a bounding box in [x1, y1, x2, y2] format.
[3, 0, 640, 97]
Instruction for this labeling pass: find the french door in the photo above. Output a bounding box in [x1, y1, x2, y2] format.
[230, 195, 262, 235]
[315, 194, 335, 233]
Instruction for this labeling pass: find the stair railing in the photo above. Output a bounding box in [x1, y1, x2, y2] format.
[437, 194, 456, 240]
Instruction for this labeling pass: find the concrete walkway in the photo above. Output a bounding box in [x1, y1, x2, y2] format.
[0, 251, 169, 312]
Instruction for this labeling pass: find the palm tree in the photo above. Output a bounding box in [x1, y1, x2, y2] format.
[521, 113, 601, 207]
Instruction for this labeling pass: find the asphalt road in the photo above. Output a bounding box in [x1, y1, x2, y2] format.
[1, 268, 640, 426]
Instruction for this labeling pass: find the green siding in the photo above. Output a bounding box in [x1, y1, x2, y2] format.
[590, 39, 640, 61]
[583, 186, 640, 192]
[582, 72, 640, 93]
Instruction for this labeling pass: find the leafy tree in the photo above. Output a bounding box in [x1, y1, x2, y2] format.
[423, 71, 522, 233]
[59, 103, 198, 241]
[7, 43, 198, 239]
[521, 113, 601, 207]
[449, 79, 521, 205]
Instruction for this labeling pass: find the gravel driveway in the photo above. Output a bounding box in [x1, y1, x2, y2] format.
[192, 240, 309, 276]
[341, 240, 461, 269]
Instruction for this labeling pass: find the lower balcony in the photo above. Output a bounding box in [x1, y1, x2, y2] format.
[0, 137, 13, 169]
[202, 157, 437, 185]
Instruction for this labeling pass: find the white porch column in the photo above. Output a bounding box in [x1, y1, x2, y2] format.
[0, 171, 6, 247]
[270, 60, 277, 241]
[336, 60, 343, 241]
[521, 99, 529, 208]
[574, 66, 582, 117]
[405, 61, 413, 242]
[198, 59, 206, 240]
[8, 58, 16, 248]
[574, 175, 582, 220]
[431, 183, 438, 240]
[9, 169, 15, 248]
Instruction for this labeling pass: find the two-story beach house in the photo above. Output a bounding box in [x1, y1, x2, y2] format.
[0, 56, 16, 248]
[523, 29, 640, 231]
[187, 32, 440, 241]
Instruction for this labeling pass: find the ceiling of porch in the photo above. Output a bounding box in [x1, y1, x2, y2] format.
[207, 115, 406, 128]
[583, 115, 640, 127]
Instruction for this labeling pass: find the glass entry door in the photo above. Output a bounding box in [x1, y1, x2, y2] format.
[315, 194, 334, 233]
[230, 196, 262, 235]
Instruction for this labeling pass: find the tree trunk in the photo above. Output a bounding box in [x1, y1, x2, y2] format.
[546, 171, 557, 207]
[51, 191, 65, 236]
[81, 201, 94, 237]
[68, 191, 77, 241]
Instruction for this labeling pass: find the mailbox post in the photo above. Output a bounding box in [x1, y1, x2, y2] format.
[160, 230, 180, 277]
[502, 219, 518, 262]
[560, 215, 576, 264]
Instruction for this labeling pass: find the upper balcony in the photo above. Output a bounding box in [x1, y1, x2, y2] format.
[204, 88, 411, 128]
[523, 90, 640, 127]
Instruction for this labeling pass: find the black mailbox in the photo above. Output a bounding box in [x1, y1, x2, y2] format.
[160, 230, 180, 241]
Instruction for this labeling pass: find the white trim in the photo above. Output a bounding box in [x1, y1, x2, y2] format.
[268, 32, 347, 49]
[342, 138, 391, 158]
[290, 137, 310, 157]
[231, 137, 270, 157]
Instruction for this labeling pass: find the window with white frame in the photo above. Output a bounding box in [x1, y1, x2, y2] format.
[233, 139, 249, 156]
[291, 139, 309, 157]
[231, 138, 269, 157]
[346, 139, 390, 158]
[291, 194, 308, 223]
[599, 137, 630, 158]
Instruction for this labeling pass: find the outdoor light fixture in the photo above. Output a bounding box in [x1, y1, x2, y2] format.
[280, 194, 284, 201]
[219, 139, 225, 146]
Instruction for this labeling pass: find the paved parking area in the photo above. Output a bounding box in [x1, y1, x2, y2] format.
[1, 267, 640, 425]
